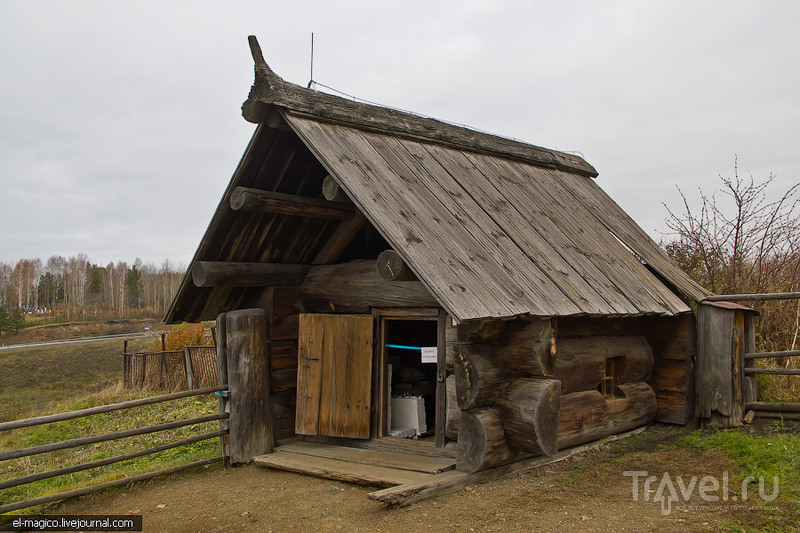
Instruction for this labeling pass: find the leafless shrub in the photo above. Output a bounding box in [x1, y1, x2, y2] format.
[662, 158, 800, 400]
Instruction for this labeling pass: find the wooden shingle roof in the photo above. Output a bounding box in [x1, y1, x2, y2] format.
[165, 37, 709, 323]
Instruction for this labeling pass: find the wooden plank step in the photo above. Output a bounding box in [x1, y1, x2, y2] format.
[368, 426, 649, 506]
[253, 452, 433, 487]
[276, 441, 455, 474]
[304, 435, 457, 458]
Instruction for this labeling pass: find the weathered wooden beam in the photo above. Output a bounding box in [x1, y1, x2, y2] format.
[445, 375, 460, 441]
[752, 411, 800, 420]
[0, 386, 224, 432]
[242, 36, 598, 178]
[745, 350, 800, 360]
[436, 309, 448, 449]
[229, 186, 355, 219]
[0, 457, 222, 515]
[556, 390, 609, 450]
[192, 261, 306, 288]
[745, 368, 800, 375]
[266, 107, 292, 131]
[704, 292, 800, 302]
[301, 259, 438, 312]
[322, 174, 351, 202]
[557, 382, 656, 449]
[312, 211, 367, 265]
[377, 249, 418, 281]
[455, 318, 555, 377]
[746, 401, 800, 413]
[226, 308, 273, 464]
[216, 312, 230, 466]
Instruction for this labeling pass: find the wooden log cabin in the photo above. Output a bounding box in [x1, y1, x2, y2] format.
[165, 36, 712, 482]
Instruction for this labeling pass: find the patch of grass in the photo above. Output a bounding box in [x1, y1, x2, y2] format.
[675, 426, 800, 532]
[560, 461, 591, 484]
[0, 385, 221, 514]
[677, 428, 800, 495]
[0, 336, 153, 421]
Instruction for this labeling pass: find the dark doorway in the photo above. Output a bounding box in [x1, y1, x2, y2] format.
[378, 316, 439, 439]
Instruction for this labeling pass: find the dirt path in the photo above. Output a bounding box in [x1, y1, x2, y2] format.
[46, 426, 797, 532]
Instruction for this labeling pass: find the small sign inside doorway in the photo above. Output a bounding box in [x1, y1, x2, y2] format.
[421, 346, 437, 363]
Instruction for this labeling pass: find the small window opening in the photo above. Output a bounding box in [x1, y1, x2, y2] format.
[599, 356, 624, 398]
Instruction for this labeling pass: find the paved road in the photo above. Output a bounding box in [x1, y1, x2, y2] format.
[0, 331, 161, 351]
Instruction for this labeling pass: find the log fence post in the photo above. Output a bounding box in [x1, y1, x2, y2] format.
[224, 308, 273, 464]
[184, 347, 195, 390]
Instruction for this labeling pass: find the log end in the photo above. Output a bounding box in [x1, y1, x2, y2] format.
[456, 409, 513, 473]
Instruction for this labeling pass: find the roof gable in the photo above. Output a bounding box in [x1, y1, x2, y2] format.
[165, 37, 709, 323]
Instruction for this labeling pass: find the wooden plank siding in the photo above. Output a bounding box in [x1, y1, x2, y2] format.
[296, 314, 374, 439]
[286, 115, 691, 321]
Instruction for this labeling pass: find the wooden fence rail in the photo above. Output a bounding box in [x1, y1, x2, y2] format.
[0, 385, 224, 432]
[720, 293, 800, 418]
[745, 350, 800, 360]
[0, 385, 228, 514]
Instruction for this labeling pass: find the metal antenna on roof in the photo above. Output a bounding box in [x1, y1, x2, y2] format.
[307, 33, 315, 89]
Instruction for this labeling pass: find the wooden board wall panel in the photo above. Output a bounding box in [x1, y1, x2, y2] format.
[271, 315, 299, 341]
[696, 304, 743, 425]
[296, 313, 374, 439]
[273, 389, 298, 442]
[296, 315, 325, 435]
[317, 314, 374, 439]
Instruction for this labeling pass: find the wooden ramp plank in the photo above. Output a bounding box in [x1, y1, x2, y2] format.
[277, 441, 455, 474]
[304, 435, 458, 459]
[368, 426, 648, 506]
[253, 452, 433, 487]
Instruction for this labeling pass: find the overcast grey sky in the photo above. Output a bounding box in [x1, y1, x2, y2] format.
[1, 1, 798, 267]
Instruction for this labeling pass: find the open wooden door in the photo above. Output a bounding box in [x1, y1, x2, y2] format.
[296, 313, 374, 439]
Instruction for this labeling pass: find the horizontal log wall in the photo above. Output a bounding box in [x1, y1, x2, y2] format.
[555, 314, 695, 425]
[301, 259, 438, 313]
[558, 382, 657, 449]
[453, 315, 674, 473]
[260, 286, 304, 442]
[454, 317, 560, 472]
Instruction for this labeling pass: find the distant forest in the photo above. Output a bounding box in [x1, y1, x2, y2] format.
[0, 255, 184, 328]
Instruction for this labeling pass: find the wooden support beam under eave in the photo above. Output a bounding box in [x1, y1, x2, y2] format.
[229, 186, 356, 219]
[312, 212, 367, 265]
[191, 261, 307, 288]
